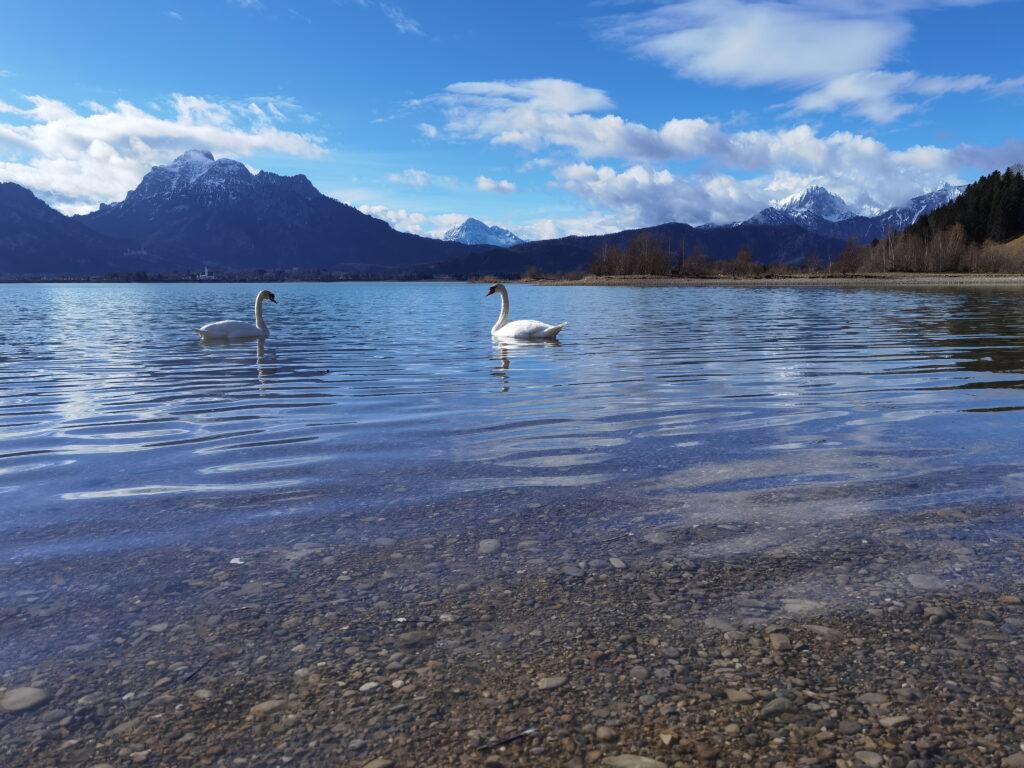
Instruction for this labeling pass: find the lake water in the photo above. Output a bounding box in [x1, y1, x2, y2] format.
[4, 281, 1024, 569]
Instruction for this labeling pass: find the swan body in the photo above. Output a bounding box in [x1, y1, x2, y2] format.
[487, 283, 566, 339]
[195, 289, 277, 340]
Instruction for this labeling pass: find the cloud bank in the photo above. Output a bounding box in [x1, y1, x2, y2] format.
[422, 77, 1024, 227]
[599, 0, 1012, 124]
[0, 94, 325, 213]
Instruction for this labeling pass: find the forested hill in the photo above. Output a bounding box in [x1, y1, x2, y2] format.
[908, 166, 1024, 245]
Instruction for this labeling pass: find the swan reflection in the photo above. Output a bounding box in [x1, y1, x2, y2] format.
[196, 335, 277, 384]
[491, 338, 561, 393]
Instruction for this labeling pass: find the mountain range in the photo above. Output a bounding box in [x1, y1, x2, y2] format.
[742, 184, 965, 243]
[0, 150, 969, 277]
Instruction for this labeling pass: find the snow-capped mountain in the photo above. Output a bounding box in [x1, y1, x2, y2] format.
[442, 217, 524, 247]
[743, 184, 966, 242]
[874, 184, 966, 234]
[128, 149, 255, 203]
[778, 186, 857, 223]
[77, 150, 468, 270]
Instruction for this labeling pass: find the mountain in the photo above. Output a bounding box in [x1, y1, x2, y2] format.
[779, 186, 857, 223]
[0, 182, 145, 276]
[430, 222, 846, 278]
[0, 149, 983, 278]
[875, 184, 966, 235]
[907, 166, 1024, 244]
[78, 150, 470, 272]
[743, 184, 966, 244]
[442, 217, 524, 247]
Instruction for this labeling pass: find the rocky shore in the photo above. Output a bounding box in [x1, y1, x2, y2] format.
[4, 500, 1024, 767]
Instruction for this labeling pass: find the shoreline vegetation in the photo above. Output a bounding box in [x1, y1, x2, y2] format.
[523, 273, 1024, 287]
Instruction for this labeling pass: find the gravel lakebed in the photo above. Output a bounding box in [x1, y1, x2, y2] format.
[4, 501, 1024, 767]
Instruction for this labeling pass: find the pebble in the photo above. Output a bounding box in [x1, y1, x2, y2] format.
[853, 750, 883, 768]
[609, 557, 627, 569]
[538, 676, 568, 690]
[879, 715, 911, 728]
[1003, 754, 1024, 768]
[802, 624, 843, 640]
[602, 757, 668, 768]
[362, 760, 395, 768]
[247, 699, 285, 718]
[908, 573, 945, 590]
[0, 687, 51, 713]
[629, 665, 649, 681]
[396, 630, 433, 648]
[596, 726, 618, 742]
[696, 741, 720, 760]
[768, 633, 791, 651]
[782, 599, 824, 614]
[856, 692, 889, 705]
[725, 688, 754, 704]
[478, 539, 502, 555]
[760, 697, 794, 718]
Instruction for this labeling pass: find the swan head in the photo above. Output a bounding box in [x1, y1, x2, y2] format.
[486, 284, 503, 296]
[258, 289, 278, 304]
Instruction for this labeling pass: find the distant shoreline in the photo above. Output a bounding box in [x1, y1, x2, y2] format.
[523, 273, 1024, 287]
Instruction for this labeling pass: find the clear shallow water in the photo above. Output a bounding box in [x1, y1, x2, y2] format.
[4, 281, 1024, 564]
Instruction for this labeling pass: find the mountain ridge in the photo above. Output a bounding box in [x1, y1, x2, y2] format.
[0, 149, 987, 277]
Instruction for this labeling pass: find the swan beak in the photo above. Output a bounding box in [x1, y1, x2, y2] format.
[486, 286, 496, 296]
[268, 294, 278, 303]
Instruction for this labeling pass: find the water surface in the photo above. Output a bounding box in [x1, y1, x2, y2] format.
[3, 281, 1024, 565]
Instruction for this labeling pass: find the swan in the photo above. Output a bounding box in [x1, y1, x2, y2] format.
[194, 289, 277, 340]
[487, 283, 566, 339]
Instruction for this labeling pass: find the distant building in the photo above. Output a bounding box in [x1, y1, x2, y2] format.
[197, 267, 216, 281]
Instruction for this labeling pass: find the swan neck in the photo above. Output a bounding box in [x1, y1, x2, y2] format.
[492, 286, 509, 333]
[255, 295, 269, 335]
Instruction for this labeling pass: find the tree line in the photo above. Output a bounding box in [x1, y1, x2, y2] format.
[587, 233, 802, 277]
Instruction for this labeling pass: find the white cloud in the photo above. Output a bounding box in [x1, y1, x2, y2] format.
[379, 3, 423, 35]
[599, 1, 1008, 123]
[165, 10, 183, 21]
[418, 122, 438, 138]
[355, 1, 424, 35]
[554, 163, 767, 226]
[357, 204, 466, 238]
[0, 94, 325, 213]
[609, 0, 909, 87]
[792, 70, 999, 123]
[476, 175, 516, 194]
[387, 167, 458, 187]
[420, 76, 1024, 228]
[229, 0, 261, 8]
[519, 214, 623, 241]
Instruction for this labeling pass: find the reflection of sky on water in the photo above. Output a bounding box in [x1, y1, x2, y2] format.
[2, 283, 1024, 564]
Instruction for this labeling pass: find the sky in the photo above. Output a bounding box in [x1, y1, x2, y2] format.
[1, 0, 1023, 240]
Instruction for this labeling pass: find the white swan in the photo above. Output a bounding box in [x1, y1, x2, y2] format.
[194, 289, 277, 340]
[487, 283, 566, 339]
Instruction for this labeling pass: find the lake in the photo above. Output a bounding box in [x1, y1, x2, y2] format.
[4, 281, 1024, 567]
[7, 280, 1024, 764]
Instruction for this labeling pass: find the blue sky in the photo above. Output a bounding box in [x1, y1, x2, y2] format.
[1, 0, 1023, 239]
